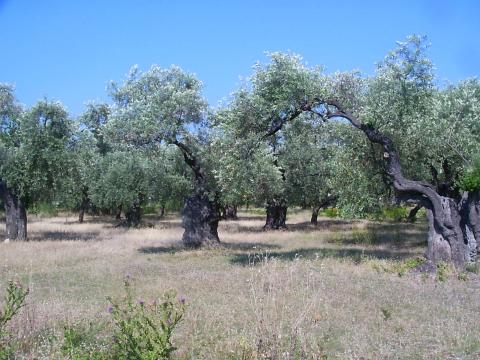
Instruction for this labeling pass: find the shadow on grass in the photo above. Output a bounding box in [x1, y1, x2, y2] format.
[326, 223, 428, 248]
[233, 215, 266, 221]
[28, 231, 100, 241]
[229, 247, 417, 266]
[138, 241, 281, 255]
[234, 219, 361, 234]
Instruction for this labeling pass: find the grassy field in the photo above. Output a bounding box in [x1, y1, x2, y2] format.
[1, 210, 479, 359]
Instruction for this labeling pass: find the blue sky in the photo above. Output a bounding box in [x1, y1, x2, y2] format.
[0, 0, 479, 116]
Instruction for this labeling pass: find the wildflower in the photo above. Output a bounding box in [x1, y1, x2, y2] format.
[179, 295, 186, 304]
[138, 299, 145, 306]
[107, 305, 114, 314]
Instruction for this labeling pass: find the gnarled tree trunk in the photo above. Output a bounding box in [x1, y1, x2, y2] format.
[173, 139, 222, 248]
[222, 204, 238, 220]
[325, 100, 479, 268]
[311, 206, 320, 225]
[1, 180, 27, 241]
[125, 199, 142, 228]
[406, 204, 422, 223]
[264, 199, 287, 230]
[182, 194, 220, 248]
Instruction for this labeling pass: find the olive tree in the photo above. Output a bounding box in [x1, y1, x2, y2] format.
[58, 103, 111, 223]
[220, 54, 326, 228]
[0, 85, 72, 240]
[107, 66, 222, 246]
[227, 38, 479, 268]
[88, 149, 152, 227]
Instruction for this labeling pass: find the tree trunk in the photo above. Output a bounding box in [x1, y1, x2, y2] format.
[125, 200, 142, 228]
[311, 206, 320, 225]
[222, 205, 238, 220]
[173, 139, 223, 247]
[181, 194, 221, 248]
[264, 199, 287, 230]
[115, 206, 122, 221]
[0, 181, 27, 241]
[311, 196, 337, 225]
[423, 195, 477, 267]
[78, 196, 89, 223]
[324, 100, 478, 268]
[406, 204, 422, 223]
[159, 204, 166, 218]
[467, 192, 480, 255]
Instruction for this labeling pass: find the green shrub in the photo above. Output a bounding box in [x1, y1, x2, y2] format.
[380, 207, 409, 222]
[60, 279, 186, 360]
[323, 207, 339, 218]
[30, 202, 59, 217]
[0, 281, 29, 360]
[141, 204, 159, 215]
[107, 278, 186, 360]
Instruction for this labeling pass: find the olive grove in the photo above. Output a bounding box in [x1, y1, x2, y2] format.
[1, 36, 479, 268]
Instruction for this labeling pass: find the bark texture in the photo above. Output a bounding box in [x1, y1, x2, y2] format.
[264, 199, 287, 230]
[0, 180, 27, 241]
[78, 195, 89, 223]
[125, 200, 142, 228]
[222, 205, 238, 220]
[181, 194, 220, 248]
[311, 206, 320, 225]
[173, 139, 222, 248]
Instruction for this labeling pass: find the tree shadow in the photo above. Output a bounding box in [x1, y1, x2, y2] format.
[155, 221, 182, 230]
[233, 219, 361, 233]
[234, 215, 266, 221]
[230, 247, 417, 266]
[138, 241, 281, 255]
[28, 231, 100, 241]
[326, 223, 428, 248]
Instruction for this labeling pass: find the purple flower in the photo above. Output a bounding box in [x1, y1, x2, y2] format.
[179, 295, 186, 304]
[125, 273, 132, 280]
[138, 299, 145, 306]
[107, 305, 114, 314]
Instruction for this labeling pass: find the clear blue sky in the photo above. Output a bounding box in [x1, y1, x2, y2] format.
[1, 0, 479, 116]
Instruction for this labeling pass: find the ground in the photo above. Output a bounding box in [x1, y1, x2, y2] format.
[1, 210, 479, 359]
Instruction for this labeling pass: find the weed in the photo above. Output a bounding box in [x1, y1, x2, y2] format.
[0, 281, 29, 360]
[380, 307, 392, 321]
[436, 262, 452, 282]
[457, 272, 468, 281]
[107, 278, 186, 359]
[465, 262, 479, 274]
[372, 257, 425, 277]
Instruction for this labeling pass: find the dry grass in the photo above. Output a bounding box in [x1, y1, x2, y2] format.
[1, 210, 479, 359]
